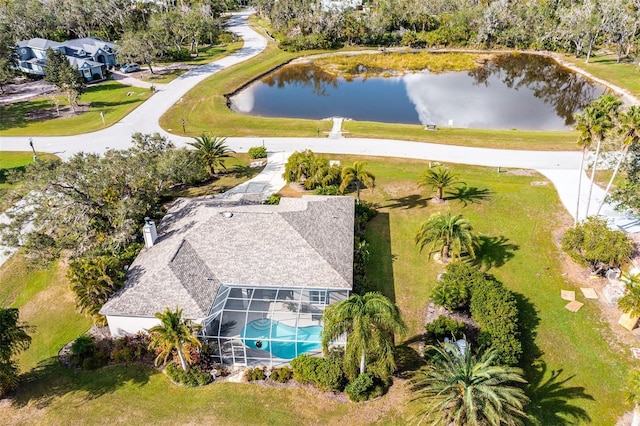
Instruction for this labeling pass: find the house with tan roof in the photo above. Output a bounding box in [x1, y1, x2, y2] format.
[100, 194, 354, 366]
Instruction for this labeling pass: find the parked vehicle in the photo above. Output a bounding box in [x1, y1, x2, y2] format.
[119, 63, 140, 73]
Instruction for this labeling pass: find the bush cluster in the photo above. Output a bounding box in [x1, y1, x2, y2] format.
[244, 367, 267, 381]
[70, 332, 152, 370]
[424, 316, 465, 346]
[429, 263, 522, 365]
[470, 278, 522, 366]
[248, 146, 268, 159]
[270, 366, 293, 383]
[290, 354, 345, 392]
[344, 373, 385, 402]
[166, 363, 212, 387]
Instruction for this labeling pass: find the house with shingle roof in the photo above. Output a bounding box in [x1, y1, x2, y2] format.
[100, 194, 354, 366]
[16, 37, 116, 82]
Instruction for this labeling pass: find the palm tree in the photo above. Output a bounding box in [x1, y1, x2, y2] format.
[339, 161, 375, 203]
[415, 212, 477, 262]
[417, 166, 463, 201]
[0, 308, 32, 395]
[596, 105, 640, 216]
[574, 107, 597, 224]
[618, 273, 640, 319]
[627, 369, 640, 426]
[583, 94, 622, 218]
[411, 341, 529, 425]
[322, 292, 406, 380]
[187, 134, 234, 177]
[148, 307, 202, 372]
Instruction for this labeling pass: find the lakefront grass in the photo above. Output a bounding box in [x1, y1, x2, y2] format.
[1, 155, 632, 424]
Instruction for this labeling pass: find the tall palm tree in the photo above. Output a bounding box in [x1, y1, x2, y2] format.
[596, 105, 640, 216]
[339, 161, 375, 203]
[417, 166, 463, 201]
[322, 292, 406, 380]
[148, 307, 202, 372]
[627, 369, 640, 426]
[187, 134, 234, 177]
[415, 212, 477, 262]
[574, 107, 597, 224]
[411, 341, 529, 426]
[618, 273, 640, 319]
[584, 94, 622, 218]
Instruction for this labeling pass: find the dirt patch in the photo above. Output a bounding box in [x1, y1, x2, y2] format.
[0, 80, 56, 105]
[24, 103, 90, 120]
[506, 169, 537, 176]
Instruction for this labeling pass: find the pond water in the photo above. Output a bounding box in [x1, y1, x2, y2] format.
[229, 54, 607, 130]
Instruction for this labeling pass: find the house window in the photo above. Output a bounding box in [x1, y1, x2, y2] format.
[309, 290, 328, 305]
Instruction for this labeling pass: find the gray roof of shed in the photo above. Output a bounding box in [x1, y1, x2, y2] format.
[100, 195, 354, 319]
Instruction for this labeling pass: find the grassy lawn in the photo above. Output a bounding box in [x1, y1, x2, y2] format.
[1, 155, 633, 424]
[0, 82, 151, 136]
[155, 42, 244, 67]
[562, 52, 640, 99]
[0, 151, 58, 212]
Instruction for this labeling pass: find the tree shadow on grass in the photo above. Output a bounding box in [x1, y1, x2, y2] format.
[471, 235, 519, 270]
[385, 195, 428, 210]
[229, 164, 261, 179]
[12, 357, 156, 409]
[445, 185, 493, 206]
[395, 340, 427, 378]
[524, 361, 593, 425]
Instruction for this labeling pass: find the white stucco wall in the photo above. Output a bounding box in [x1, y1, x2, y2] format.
[106, 315, 162, 337]
[106, 315, 206, 337]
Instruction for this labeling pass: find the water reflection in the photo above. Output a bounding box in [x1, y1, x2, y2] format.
[229, 55, 606, 130]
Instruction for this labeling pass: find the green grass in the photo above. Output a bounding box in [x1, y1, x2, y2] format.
[563, 52, 640, 99]
[0, 81, 152, 136]
[155, 41, 244, 67]
[0, 151, 59, 212]
[142, 69, 189, 84]
[160, 43, 579, 150]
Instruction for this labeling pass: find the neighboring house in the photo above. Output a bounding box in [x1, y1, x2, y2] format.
[100, 195, 354, 366]
[15, 37, 117, 82]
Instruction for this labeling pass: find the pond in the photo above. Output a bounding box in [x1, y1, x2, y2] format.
[229, 54, 607, 131]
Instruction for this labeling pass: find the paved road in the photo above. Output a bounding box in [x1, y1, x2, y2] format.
[0, 8, 637, 235]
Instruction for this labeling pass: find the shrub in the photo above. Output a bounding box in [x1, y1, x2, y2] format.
[290, 354, 345, 391]
[270, 366, 293, 383]
[470, 278, 521, 365]
[314, 358, 345, 392]
[291, 354, 320, 384]
[425, 316, 465, 345]
[355, 202, 377, 235]
[314, 185, 340, 195]
[561, 216, 633, 275]
[264, 194, 281, 205]
[82, 351, 109, 370]
[345, 373, 375, 402]
[244, 367, 267, 381]
[166, 363, 212, 387]
[432, 280, 469, 311]
[110, 334, 149, 363]
[248, 146, 268, 159]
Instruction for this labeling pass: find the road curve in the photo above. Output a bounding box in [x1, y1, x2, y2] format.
[0, 9, 637, 230]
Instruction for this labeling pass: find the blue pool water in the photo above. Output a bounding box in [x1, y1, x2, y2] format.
[241, 319, 322, 359]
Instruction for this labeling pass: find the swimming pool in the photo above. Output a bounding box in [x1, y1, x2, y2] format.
[241, 318, 322, 359]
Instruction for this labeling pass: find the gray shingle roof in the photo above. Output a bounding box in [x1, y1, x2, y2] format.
[100, 195, 354, 319]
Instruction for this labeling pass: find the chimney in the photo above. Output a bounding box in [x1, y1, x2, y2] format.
[143, 217, 157, 248]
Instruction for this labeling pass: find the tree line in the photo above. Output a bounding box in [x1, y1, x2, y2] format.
[252, 0, 640, 58]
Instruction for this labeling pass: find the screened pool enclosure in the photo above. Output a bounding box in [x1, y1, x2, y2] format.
[201, 285, 349, 366]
